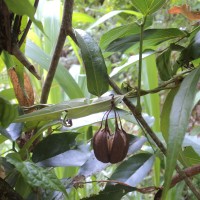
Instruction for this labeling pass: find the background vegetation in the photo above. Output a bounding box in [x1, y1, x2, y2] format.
[1, 0, 200, 199]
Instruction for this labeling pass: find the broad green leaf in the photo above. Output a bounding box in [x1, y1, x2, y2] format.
[32, 132, 80, 162]
[160, 87, 179, 141]
[110, 153, 154, 186]
[14, 95, 123, 122]
[87, 10, 142, 30]
[6, 153, 68, 197]
[156, 49, 172, 81]
[100, 17, 152, 50]
[82, 184, 136, 200]
[106, 28, 187, 52]
[26, 40, 84, 99]
[75, 29, 109, 96]
[0, 97, 18, 128]
[0, 135, 7, 144]
[131, 0, 167, 15]
[4, 0, 44, 33]
[162, 67, 200, 199]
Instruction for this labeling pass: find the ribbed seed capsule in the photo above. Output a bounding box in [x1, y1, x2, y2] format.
[109, 128, 129, 164]
[92, 127, 110, 163]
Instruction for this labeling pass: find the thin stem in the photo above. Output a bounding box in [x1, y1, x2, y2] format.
[137, 17, 146, 112]
[40, 0, 74, 103]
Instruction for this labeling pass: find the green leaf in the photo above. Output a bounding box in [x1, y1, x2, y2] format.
[14, 95, 123, 122]
[82, 184, 136, 200]
[32, 132, 80, 162]
[160, 87, 179, 141]
[26, 40, 84, 99]
[162, 67, 200, 199]
[110, 153, 154, 186]
[182, 147, 200, 165]
[0, 88, 15, 101]
[156, 49, 172, 81]
[106, 28, 187, 52]
[75, 29, 109, 96]
[6, 153, 68, 197]
[0, 97, 18, 128]
[4, 0, 44, 33]
[100, 17, 152, 50]
[131, 0, 167, 15]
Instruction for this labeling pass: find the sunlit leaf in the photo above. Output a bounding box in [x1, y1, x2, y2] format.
[162, 67, 200, 199]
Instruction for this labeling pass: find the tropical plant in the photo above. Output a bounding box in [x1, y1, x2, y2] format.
[1, 0, 200, 199]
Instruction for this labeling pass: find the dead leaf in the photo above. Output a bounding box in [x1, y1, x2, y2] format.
[8, 68, 34, 107]
[168, 4, 200, 21]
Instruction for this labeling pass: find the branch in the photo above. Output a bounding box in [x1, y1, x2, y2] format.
[40, 0, 74, 103]
[108, 78, 200, 199]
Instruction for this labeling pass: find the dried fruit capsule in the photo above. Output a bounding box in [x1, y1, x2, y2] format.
[109, 128, 129, 164]
[93, 127, 110, 163]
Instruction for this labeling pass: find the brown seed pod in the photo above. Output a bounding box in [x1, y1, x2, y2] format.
[109, 127, 129, 164]
[93, 127, 111, 163]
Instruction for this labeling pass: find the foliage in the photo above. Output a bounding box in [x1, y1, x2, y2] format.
[1, 0, 200, 199]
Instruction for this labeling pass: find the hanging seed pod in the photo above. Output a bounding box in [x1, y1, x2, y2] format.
[92, 95, 129, 164]
[93, 127, 110, 163]
[109, 127, 129, 163]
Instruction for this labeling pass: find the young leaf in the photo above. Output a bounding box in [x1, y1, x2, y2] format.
[162, 67, 200, 199]
[6, 153, 68, 197]
[32, 132, 80, 162]
[131, 0, 167, 16]
[75, 29, 109, 96]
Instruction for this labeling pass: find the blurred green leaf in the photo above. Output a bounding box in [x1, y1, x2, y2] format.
[32, 132, 80, 162]
[26, 40, 84, 99]
[131, 0, 167, 15]
[6, 153, 68, 197]
[163, 67, 200, 199]
[15, 95, 123, 122]
[75, 29, 109, 96]
[0, 88, 15, 101]
[73, 12, 95, 24]
[4, 0, 44, 33]
[182, 147, 200, 165]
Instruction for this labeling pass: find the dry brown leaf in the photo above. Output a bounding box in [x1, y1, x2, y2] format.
[8, 68, 34, 107]
[168, 4, 200, 21]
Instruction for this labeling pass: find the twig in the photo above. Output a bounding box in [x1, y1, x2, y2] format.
[40, 0, 74, 103]
[18, 0, 39, 47]
[108, 78, 200, 199]
[11, 44, 41, 80]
